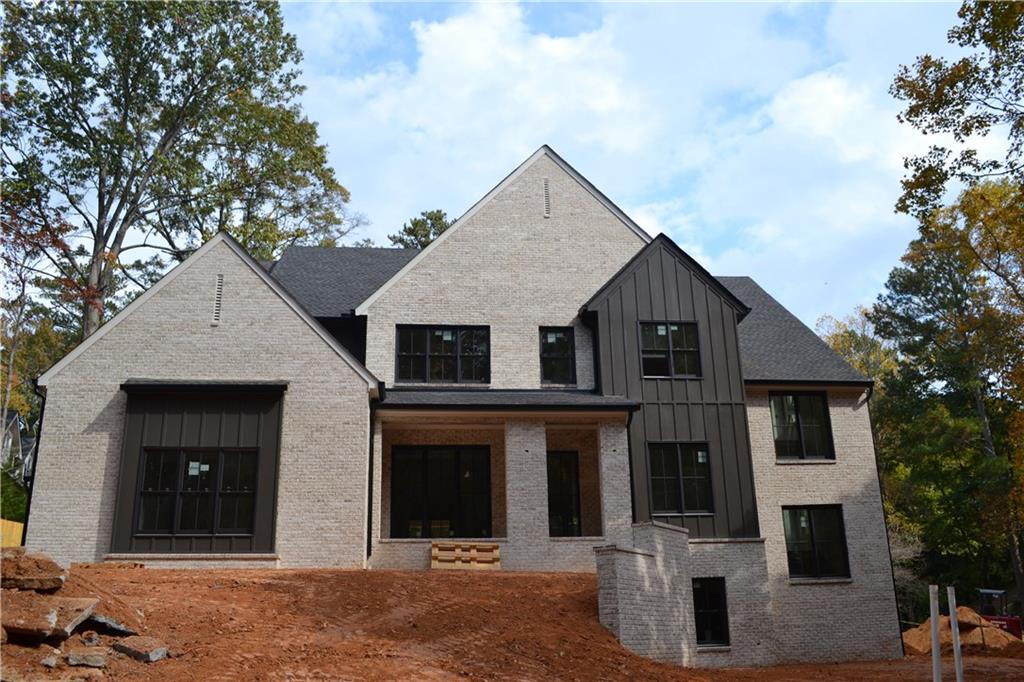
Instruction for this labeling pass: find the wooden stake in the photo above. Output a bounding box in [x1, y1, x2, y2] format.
[930, 584, 942, 682]
[947, 586, 964, 682]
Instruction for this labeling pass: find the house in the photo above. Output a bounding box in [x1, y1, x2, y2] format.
[25, 146, 901, 667]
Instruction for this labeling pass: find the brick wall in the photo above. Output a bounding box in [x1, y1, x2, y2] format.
[362, 152, 646, 389]
[747, 387, 902, 662]
[27, 240, 372, 568]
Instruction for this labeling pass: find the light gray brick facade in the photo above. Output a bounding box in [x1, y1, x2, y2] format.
[28, 239, 372, 569]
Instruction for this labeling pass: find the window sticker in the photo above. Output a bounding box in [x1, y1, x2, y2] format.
[657, 325, 667, 336]
[188, 461, 200, 476]
[200, 464, 210, 472]
[698, 451, 708, 464]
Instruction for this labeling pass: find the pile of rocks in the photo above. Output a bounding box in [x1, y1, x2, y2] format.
[1, 547, 168, 674]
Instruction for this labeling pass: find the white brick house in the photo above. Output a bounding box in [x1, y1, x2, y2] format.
[26, 146, 901, 666]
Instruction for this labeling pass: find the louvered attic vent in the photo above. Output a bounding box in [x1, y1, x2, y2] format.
[543, 177, 551, 218]
[211, 274, 224, 326]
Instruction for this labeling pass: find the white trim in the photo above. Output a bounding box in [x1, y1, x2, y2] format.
[37, 232, 381, 395]
[354, 145, 652, 315]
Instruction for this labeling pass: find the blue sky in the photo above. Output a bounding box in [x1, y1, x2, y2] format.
[279, 1, 970, 327]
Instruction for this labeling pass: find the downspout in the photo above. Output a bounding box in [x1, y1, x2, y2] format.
[21, 380, 46, 547]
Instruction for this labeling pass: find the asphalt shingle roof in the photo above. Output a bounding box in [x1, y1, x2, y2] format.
[717, 276, 870, 384]
[269, 246, 868, 385]
[269, 246, 418, 317]
[381, 389, 638, 411]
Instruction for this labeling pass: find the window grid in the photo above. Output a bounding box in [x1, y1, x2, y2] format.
[396, 325, 490, 384]
[639, 322, 701, 378]
[769, 392, 835, 460]
[648, 443, 713, 516]
[539, 326, 577, 385]
[692, 577, 730, 646]
[782, 505, 850, 579]
[136, 447, 258, 537]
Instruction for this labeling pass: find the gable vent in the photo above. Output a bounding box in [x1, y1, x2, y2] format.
[543, 177, 551, 218]
[211, 274, 224, 326]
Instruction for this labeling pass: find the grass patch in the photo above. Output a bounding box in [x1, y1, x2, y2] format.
[1, 471, 27, 522]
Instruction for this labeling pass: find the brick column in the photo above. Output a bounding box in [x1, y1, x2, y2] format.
[504, 420, 548, 569]
[598, 423, 633, 546]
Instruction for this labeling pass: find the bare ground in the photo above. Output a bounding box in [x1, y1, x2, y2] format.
[3, 565, 1023, 680]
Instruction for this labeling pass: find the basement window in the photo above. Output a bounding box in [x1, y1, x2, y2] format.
[547, 451, 582, 537]
[539, 327, 576, 385]
[782, 505, 850, 579]
[769, 393, 835, 460]
[639, 322, 700, 378]
[692, 577, 730, 646]
[648, 443, 713, 517]
[396, 325, 490, 383]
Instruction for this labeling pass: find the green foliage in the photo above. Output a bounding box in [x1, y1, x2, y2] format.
[890, 1, 1024, 218]
[1, 471, 27, 523]
[388, 210, 452, 249]
[2, 0, 353, 336]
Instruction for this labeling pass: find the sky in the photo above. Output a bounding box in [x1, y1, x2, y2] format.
[279, 1, 967, 327]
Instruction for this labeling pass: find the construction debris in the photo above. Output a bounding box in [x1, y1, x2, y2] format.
[80, 630, 100, 646]
[1, 547, 67, 591]
[903, 606, 1024, 658]
[113, 635, 168, 662]
[2, 589, 59, 638]
[67, 646, 109, 668]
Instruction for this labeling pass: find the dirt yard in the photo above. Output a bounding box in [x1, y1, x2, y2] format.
[3, 565, 1024, 680]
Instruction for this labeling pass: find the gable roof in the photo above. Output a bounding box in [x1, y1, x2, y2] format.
[718, 276, 870, 385]
[353, 145, 652, 315]
[270, 246, 418, 317]
[37, 232, 381, 393]
[582, 233, 751, 319]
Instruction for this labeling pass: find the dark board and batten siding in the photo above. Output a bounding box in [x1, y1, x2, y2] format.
[110, 387, 283, 554]
[586, 239, 759, 538]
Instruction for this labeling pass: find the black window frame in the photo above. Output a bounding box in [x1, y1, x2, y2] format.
[135, 446, 259, 537]
[539, 326, 577, 385]
[646, 442, 714, 518]
[389, 445, 492, 539]
[546, 450, 582, 537]
[769, 391, 836, 460]
[395, 325, 490, 384]
[638, 321, 701, 378]
[781, 505, 851, 579]
[692, 577, 730, 647]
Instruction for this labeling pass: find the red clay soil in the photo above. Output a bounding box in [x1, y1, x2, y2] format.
[903, 606, 1024, 658]
[2, 566, 1024, 681]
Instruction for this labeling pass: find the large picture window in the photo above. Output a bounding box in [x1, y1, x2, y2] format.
[769, 393, 835, 460]
[396, 326, 490, 383]
[547, 451, 582, 537]
[390, 446, 491, 538]
[692, 577, 730, 646]
[639, 322, 700, 378]
[648, 443, 713, 516]
[539, 327, 577, 385]
[137, 448, 257, 535]
[782, 505, 850, 579]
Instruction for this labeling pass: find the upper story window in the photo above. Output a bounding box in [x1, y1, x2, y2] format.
[396, 326, 490, 383]
[639, 322, 700, 378]
[539, 327, 576, 385]
[782, 505, 850, 579]
[769, 393, 835, 460]
[648, 442, 713, 516]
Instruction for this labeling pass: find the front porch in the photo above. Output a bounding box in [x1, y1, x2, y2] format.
[369, 392, 635, 572]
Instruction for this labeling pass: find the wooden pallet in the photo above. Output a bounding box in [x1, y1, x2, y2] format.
[431, 541, 501, 570]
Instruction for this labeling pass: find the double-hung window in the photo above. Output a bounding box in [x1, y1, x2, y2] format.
[639, 322, 700, 378]
[648, 443, 713, 517]
[137, 448, 257, 535]
[782, 505, 850, 579]
[769, 393, 835, 459]
[396, 326, 490, 383]
[539, 327, 576, 385]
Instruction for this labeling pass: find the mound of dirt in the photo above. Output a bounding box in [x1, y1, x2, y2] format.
[61, 569, 145, 635]
[903, 606, 1024, 659]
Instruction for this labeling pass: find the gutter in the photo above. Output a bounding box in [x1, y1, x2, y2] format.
[21, 380, 46, 547]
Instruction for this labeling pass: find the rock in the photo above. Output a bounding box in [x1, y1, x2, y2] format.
[1, 550, 67, 591]
[80, 630, 100, 646]
[1, 625, 6, 643]
[66, 646, 108, 668]
[85, 613, 138, 636]
[113, 635, 168, 663]
[2, 589, 59, 638]
[41, 655, 59, 668]
[52, 597, 100, 638]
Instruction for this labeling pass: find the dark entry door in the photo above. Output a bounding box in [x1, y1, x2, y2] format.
[390, 445, 491, 539]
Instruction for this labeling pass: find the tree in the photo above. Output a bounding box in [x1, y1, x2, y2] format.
[388, 210, 451, 249]
[891, 1, 1023, 218]
[2, 1, 355, 338]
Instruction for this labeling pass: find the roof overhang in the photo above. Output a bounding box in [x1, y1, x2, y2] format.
[120, 379, 289, 396]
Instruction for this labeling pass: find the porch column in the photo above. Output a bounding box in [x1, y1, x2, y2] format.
[598, 423, 632, 546]
[504, 420, 548, 569]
